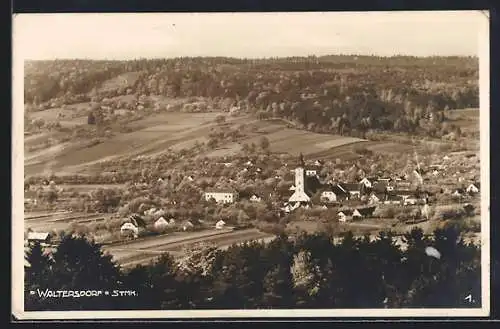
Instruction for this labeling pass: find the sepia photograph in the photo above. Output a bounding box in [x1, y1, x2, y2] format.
[12, 11, 490, 319]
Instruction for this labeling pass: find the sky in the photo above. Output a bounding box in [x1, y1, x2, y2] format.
[13, 11, 487, 60]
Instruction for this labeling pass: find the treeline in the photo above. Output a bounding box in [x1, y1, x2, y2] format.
[24, 56, 478, 139]
[25, 226, 481, 311]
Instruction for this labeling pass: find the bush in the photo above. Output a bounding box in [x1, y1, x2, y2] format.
[434, 206, 466, 221]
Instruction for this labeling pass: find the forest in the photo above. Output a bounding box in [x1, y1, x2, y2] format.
[24, 55, 479, 139]
[25, 226, 481, 311]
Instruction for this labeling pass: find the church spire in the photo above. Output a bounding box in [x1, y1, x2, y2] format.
[298, 153, 305, 167]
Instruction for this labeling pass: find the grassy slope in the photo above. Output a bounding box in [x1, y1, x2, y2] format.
[26, 92, 478, 177]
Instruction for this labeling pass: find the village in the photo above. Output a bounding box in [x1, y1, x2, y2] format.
[25, 145, 481, 263]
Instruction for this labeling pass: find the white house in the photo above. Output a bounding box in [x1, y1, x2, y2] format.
[314, 160, 323, 166]
[369, 193, 381, 204]
[321, 190, 337, 202]
[215, 220, 226, 229]
[154, 217, 169, 231]
[204, 190, 239, 204]
[352, 209, 363, 220]
[466, 183, 480, 194]
[249, 194, 262, 202]
[338, 211, 350, 223]
[359, 177, 373, 188]
[27, 232, 51, 245]
[120, 223, 139, 237]
[305, 169, 318, 177]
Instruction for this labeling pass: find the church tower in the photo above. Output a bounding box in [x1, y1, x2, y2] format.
[289, 153, 311, 203]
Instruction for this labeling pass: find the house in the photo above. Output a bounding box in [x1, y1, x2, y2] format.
[182, 221, 195, 231]
[154, 217, 169, 231]
[339, 183, 361, 198]
[384, 194, 403, 205]
[372, 181, 388, 193]
[204, 189, 239, 204]
[129, 214, 146, 228]
[305, 169, 318, 177]
[404, 196, 419, 206]
[466, 183, 480, 194]
[168, 218, 176, 226]
[352, 209, 363, 220]
[27, 232, 51, 245]
[357, 206, 377, 217]
[120, 223, 139, 237]
[359, 177, 373, 189]
[249, 194, 262, 202]
[393, 190, 414, 200]
[396, 182, 411, 190]
[338, 210, 353, 223]
[368, 192, 383, 204]
[314, 160, 323, 167]
[452, 188, 465, 197]
[215, 220, 226, 229]
[320, 184, 349, 203]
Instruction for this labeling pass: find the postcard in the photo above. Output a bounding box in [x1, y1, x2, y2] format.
[12, 11, 490, 320]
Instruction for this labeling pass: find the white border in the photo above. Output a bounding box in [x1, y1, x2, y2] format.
[12, 11, 490, 320]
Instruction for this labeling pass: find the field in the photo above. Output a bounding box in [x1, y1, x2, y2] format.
[24, 211, 113, 232]
[98, 72, 141, 93]
[447, 108, 479, 133]
[25, 109, 403, 176]
[26, 103, 473, 177]
[103, 228, 274, 268]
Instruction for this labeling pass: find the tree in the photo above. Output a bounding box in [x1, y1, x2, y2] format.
[25, 242, 53, 311]
[261, 264, 294, 308]
[259, 136, 270, 152]
[48, 234, 122, 310]
[88, 112, 96, 125]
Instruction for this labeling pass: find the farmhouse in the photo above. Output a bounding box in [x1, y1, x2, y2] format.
[120, 223, 139, 237]
[204, 189, 239, 204]
[215, 220, 226, 229]
[27, 232, 52, 245]
[320, 184, 349, 203]
[154, 217, 169, 231]
[369, 192, 384, 204]
[466, 183, 480, 194]
[249, 194, 262, 202]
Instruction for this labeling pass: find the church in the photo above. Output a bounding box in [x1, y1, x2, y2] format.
[288, 154, 322, 204]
